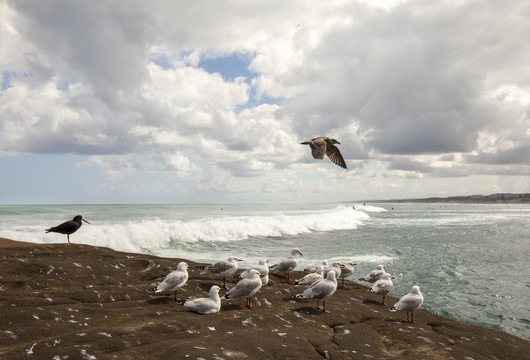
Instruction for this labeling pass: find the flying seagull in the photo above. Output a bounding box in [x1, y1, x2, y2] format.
[45, 215, 90, 244]
[300, 137, 347, 169]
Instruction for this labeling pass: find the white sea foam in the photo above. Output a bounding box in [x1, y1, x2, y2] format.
[1, 205, 376, 255]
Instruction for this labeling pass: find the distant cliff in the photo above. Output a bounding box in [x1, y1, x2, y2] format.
[362, 193, 530, 204]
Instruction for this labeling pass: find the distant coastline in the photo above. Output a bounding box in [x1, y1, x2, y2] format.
[360, 193, 530, 204]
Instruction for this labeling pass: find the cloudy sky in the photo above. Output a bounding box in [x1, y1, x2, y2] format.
[1, 0, 528, 204]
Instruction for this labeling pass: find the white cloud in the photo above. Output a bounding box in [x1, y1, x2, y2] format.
[0, 0, 528, 202]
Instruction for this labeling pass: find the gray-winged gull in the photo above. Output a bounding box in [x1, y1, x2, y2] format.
[339, 262, 357, 288]
[270, 248, 303, 281]
[370, 273, 394, 305]
[180, 285, 221, 315]
[149, 262, 189, 301]
[296, 270, 338, 313]
[199, 256, 242, 289]
[390, 285, 424, 323]
[222, 269, 262, 309]
[358, 264, 386, 283]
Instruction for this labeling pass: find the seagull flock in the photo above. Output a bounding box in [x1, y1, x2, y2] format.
[151, 247, 424, 323]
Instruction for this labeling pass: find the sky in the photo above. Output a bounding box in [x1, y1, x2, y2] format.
[0, 0, 529, 204]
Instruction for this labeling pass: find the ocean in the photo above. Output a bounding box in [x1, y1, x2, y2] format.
[1, 202, 529, 341]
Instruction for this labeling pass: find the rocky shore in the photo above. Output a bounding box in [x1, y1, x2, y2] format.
[1, 237, 528, 359]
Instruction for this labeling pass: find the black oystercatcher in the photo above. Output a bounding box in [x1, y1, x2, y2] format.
[300, 137, 347, 169]
[45, 215, 91, 244]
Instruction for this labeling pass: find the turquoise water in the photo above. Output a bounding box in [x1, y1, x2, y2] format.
[1, 203, 529, 341]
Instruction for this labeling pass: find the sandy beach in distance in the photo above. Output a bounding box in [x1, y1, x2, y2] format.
[1, 237, 528, 359]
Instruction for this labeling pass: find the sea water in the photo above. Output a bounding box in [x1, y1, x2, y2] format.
[0, 203, 528, 341]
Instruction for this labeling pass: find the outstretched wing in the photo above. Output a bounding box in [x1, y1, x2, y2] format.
[309, 140, 327, 160]
[325, 144, 347, 168]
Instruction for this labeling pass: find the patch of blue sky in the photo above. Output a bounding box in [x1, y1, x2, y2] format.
[1, 71, 13, 90]
[236, 91, 285, 114]
[197, 52, 288, 112]
[2, 71, 36, 90]
[199, 52, 253, 82]
[0, 154, 98, 204]
[151, 53, 174, 70]
[57, 77, 79, 91]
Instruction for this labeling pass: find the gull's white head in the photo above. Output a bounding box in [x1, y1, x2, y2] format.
[411, 285, 421, 295]
[292, 248, 303, 256]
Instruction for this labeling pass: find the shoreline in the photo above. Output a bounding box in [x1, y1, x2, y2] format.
[359, 193, 530, 204]
[1, 237, 528, 359]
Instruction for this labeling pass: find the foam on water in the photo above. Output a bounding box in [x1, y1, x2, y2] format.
[1, 205, 375, 255]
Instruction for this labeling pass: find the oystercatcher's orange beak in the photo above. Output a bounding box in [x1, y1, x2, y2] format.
[82, 218, 91, 224]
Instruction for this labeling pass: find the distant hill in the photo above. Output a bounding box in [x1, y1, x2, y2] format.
[361, 193, 530, 204]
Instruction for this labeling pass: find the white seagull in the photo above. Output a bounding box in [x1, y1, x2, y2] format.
[238, 259, 269, 286]
[181, 285, 222, 315]
[222, 269, 262, 310]
[358, 264, 386, 283]
[370, 273, 394, 305]
[149, 262, 189, 301]
[323, 261, 342, 280]
[390, 285, 424, 323]
[296, 270, 338, 313]
[300, 137, 347, 169]
[304, 260, 328, 273]
[270, 248, 303, 281]
[294, 268, 324, 286]
[339, 262, 357, 288]
[199, 256, 242, 289]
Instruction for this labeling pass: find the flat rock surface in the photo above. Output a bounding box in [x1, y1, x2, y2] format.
[1, 238, 528, 359]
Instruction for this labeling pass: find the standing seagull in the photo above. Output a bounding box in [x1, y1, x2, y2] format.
[222, 269, 262, 310]
[359, 265, 386, 283]
[199, 257, 242, 289]
[149, 262, 189, 301]
[301, 137, 347, 169]
[390, 285, 424, 323]
[323, 261, 342, 280]
[296, 270, 338, 313]
[180, 285, 222, 315]
[294, 268, 324, 286]
[238, 259, 270, 286]
[370, 273, 394, 305]
[339, 262, 357, 288]
[45, 215, 90, 244]
[270, 248, 303, 281]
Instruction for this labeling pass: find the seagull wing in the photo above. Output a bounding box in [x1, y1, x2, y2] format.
[308, 138, 327, 160]
[184, 297, 219, 314]
[325, 144, 347, 169]
[158, 270, 187, 291]
[394, 293, 423, 311]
